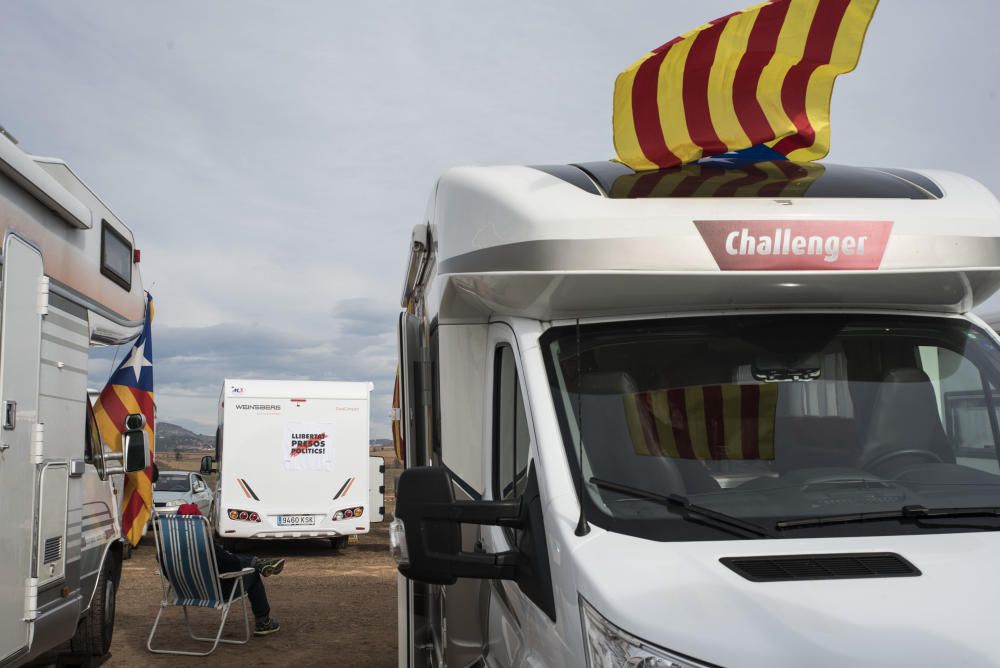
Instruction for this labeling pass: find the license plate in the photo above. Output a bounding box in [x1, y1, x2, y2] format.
[277, 514, 315, 526]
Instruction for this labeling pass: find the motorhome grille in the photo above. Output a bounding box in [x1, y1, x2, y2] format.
[720, 553, 920, 582]
[43, 536, 62, 564]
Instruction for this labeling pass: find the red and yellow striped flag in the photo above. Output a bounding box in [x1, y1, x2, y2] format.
[623, 384, 779, 460]
[613, 0, 878, 170]
[94, 294, 155, 545]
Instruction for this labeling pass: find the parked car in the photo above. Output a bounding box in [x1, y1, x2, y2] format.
[153, 471, 213, 517]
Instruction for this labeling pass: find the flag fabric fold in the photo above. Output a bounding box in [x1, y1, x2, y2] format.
[613, 0, 878, 171]
[94, 293, 155, 545]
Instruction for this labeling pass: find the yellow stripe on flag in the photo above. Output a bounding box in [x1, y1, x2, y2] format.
[612, 53, 660, 172]
[657, 38, 701, 165]
[649, 390, 678, 458]
[759, 0, 820, 148]
[683, 387, 712, 460]
[787, 0, 878, 161]
[706, 10, 756, 153]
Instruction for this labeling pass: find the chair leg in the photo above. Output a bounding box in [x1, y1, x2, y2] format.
[148, 604, 225, 657]
[184, 578, 251, 645]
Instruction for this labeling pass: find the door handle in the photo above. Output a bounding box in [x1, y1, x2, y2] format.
[2, 400, 15, 430]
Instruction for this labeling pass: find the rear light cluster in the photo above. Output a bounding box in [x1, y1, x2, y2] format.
[228, 508, 260, 523]
[333, 506, 364, 521]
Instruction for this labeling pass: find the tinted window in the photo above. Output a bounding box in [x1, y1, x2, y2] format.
[493, 345, 530, 504]
[101, 220, 132, 290]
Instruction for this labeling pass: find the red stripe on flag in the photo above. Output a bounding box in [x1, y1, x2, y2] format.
[635, 392, 665, 457]
[702, 385, 726, 459]
[732, 0, 791, 143]
[771, 0, 851, 156]
[97, 386, 129, 439]
[667, 389, 695, 459]
[632, 46, 682, 168]
[682, 22, 728, 156]
[121, 485, 144, 531]
[740, 385, 761, 459]
[127, 386, 155, 428]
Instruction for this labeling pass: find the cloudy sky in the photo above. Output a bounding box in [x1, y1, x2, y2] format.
[2, 1, 998, 437]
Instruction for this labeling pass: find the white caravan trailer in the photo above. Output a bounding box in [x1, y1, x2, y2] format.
[205, 379, 384, 547]
[392, 160, 1000, 668]
[0, 133, 149, 666]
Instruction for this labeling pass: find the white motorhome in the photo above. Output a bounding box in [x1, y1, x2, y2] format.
[392, 159, 1000, 668]
[205, 378, 384, 548]
[0, 133, 149, 666]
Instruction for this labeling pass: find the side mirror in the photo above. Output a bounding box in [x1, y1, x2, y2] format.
[390, 466, 522, 585]
[122, 413, 151, 474]
[200, 455, 216, 475]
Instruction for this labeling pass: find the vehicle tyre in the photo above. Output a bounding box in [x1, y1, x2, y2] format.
[220, 537, 238, 552]
[330, 536, 349, 550]
[70, 552, 119, 656]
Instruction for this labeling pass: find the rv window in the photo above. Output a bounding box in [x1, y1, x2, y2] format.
[493, 345, 530, 506]
[101, 220, 132, 290]
[84, 398, 106, 479]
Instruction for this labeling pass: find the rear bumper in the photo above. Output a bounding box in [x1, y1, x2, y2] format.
[221, 527, 371, 540]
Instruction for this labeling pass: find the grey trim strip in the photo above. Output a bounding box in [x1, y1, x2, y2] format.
[41, 358, 87, 375]
[438, 235, 1000, 275]
[40, 392, 86, 403]
[49, 278, 142, 329]
[82, 519, 114, 532]
[42, 331, 89, 354]
[48, 292, 88, 321]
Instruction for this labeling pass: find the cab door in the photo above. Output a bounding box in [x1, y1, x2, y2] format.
[0, 236, 44, 663]
[481, 325, 535, 667]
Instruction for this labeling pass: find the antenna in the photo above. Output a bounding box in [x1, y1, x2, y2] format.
[574, 318, 590, 536]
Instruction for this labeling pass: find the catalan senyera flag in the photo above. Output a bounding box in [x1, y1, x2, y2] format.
[623, 384, 779, 460]
[94, 293, 155, 545]
[613, 0, 878, 170]
[609, 159, 824, 199]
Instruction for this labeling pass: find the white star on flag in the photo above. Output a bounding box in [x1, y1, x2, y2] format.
[123, 341, 152, 383]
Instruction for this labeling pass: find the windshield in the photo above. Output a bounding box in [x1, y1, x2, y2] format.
[542, 314, 1000, 541]
[154, 475, 190, 493]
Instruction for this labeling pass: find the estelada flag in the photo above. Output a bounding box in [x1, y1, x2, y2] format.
[613, 0, 878, 170]
[94, 293, 155, 545]
[623, 384, 779, 460]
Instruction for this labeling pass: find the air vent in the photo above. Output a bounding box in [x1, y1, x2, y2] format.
[721, 552, 920, 582]
[43, 536, 62, 564]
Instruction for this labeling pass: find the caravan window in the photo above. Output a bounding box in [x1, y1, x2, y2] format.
[493, 345, 530, 504]
[543, 314, 1000, 542]
[101, 220, 132, 290]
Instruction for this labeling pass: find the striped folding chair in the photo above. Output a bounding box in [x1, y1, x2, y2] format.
[147, 513, 253, 656]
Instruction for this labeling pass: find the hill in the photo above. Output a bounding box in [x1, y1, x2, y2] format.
[156, 421, 214, 452]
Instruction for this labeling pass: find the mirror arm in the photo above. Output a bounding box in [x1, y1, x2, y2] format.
[422, 499, 523, 529]
[426, 549, 518, 580]
[104, 451, 123, 462]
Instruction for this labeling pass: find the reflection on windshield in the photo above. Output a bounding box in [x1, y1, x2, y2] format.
[154, 475, 190, 492]
[543, 314, 1000, 541]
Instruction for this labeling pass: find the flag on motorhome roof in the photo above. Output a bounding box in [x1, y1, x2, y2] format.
[94, 293, 155, 546]
[613, 0, 878, 171]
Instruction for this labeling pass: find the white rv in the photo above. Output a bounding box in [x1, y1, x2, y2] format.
[392, 160, 1000, 668]
[204, 378, 384, 547]
[0, 133, 149, 666]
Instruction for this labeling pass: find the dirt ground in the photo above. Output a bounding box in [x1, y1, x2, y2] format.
[105, 454, 401, 667]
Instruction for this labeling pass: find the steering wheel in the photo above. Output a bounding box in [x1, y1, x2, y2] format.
[865, 448, 944, 471]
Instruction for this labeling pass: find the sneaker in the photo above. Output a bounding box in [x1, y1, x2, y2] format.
[254, 616, 280, 636]
[257, 557, 285, 577]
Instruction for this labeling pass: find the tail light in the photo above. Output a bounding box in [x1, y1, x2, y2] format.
[228, 508, 260, 523]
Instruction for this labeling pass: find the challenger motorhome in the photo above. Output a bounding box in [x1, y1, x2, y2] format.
[392, 160, 1000, 668]
[203, 379, 384, 548]
[0, 133, 149, 666]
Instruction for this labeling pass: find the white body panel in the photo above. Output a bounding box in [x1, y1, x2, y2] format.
[397, 162, 1000, 667]
[214, 379, 376, 540]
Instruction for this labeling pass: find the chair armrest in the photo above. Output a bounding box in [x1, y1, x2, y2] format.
[218, 567, 255, 580]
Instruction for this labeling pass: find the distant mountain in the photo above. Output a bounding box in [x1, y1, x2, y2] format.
[157, 421, 214, 452]
[370, 438, 393, 447]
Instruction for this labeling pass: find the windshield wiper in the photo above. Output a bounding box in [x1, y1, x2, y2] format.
[589, 477, 774, 539]
[776, 505, 1000, 531]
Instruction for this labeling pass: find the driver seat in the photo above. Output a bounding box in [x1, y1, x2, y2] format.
[858, 367, 955, 476]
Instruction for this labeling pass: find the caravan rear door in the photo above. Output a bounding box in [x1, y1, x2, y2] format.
[0, 236, 44, 663]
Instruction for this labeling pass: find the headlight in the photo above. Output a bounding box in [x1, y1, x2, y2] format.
[164, 499, 182, 508]
[581, 597, 714, 668]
